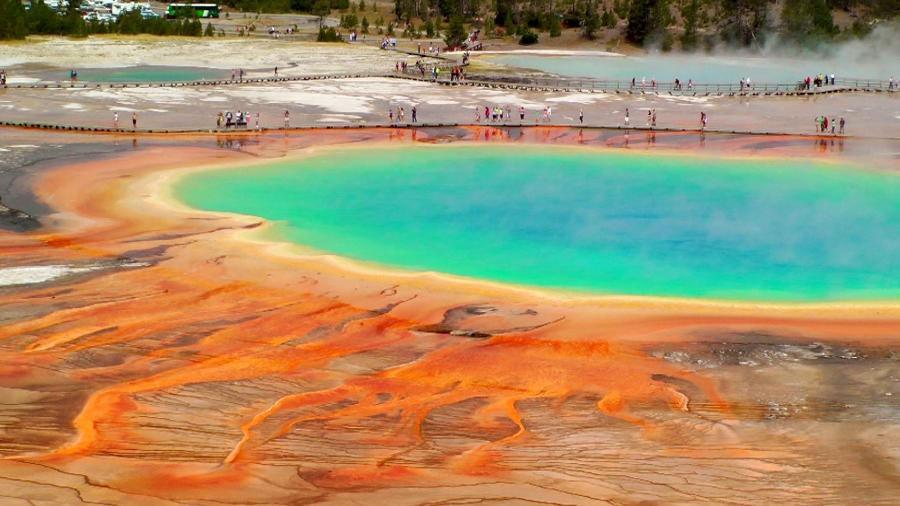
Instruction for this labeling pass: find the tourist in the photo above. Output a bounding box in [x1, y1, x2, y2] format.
[579, 109, 584, 124]
[226, 111, 233, 128]
[131, 112, 137, 130]
[411, 105, 417, 123]
[505, 106, 511, 121]
[839, 117, 845, 135]
[484, 106, 490, 121]
[700, 111, 707, 130]
[687, 79, 693, 90]
[625, 107, 630, 127]
[231, 70, 235, 81]
[284, 110, 290, 128]
[274, 66, 278, 77]
[651, 109, 657, 128]
[830, 117, 835, 135]
[255, 112, 260, 130]
[0, 69, 6, 86]
[823, 116, 829, 133]
[815, 115, 821, 133]
[399, 106, 405, 123]
[830, 73, 835, 86]
[113, 112, 119, 129]
[547, 106, 552, 122]
[519, 106, 525, 121]
[389, 108, 394, 124]
[217, 111, 224, 128]
[647, 110, 652, 127]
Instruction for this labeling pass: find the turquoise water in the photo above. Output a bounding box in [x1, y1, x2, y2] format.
[72, 66, 227, 82]
[175, 146, 900, 301]
[491, 54, 893, 82]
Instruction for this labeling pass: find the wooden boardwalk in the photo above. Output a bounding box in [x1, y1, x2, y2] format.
[3, 70, 895, 98]
[3, 120, 895, 141]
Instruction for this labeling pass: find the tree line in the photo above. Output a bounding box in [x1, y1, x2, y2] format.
[0, 0, 214, 39]
[3, 0, 897, 46]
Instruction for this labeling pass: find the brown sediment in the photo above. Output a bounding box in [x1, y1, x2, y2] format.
[0, 127, 898, 505]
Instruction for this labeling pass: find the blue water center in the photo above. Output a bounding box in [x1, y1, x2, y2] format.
[175, 145, 900, 301]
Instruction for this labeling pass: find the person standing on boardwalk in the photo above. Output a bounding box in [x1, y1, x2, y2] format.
[389, 108, 394, 124]
[131, 112, 137, 130]
[399, 106, 405, 123]
[625, 107, 630, 127]
[830, 117, 835, 135]
[519, 106, 525, 121]
[839, 117, 845, 135]
[411, 105, 417, 123]
[284, 110, 290, 128]
[113, 112, 119, 129]
[647, 109, 652, 127]
[274, 66, 278, 77]
[255, 112, 260, 130]
[651, 109, 657, 128]
[579, 109, 584, 124]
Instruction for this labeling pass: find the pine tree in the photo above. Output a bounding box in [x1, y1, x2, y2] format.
[583, 2, 600, 39]
[444, 15, 466, 47]
[548, 14, 561, 36]
[680, 0, 699, 49]
[626, 0, 652, 43]
[0, 0, 28, 39]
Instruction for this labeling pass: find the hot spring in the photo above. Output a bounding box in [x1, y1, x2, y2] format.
[175, 145, 900, 301]
[67, 66, 228, 82]
[488, 53, 894, 83]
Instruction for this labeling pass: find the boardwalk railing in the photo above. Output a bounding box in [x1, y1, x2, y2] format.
[418, 73, 897, 94]
[3, 69, 895, 96]
[0, 72, 391, 89]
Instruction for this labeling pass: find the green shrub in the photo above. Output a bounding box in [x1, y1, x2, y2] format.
[317, 26, 342, 41]
[519, 30, 538, 45]
[548, 14, 561, 37]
